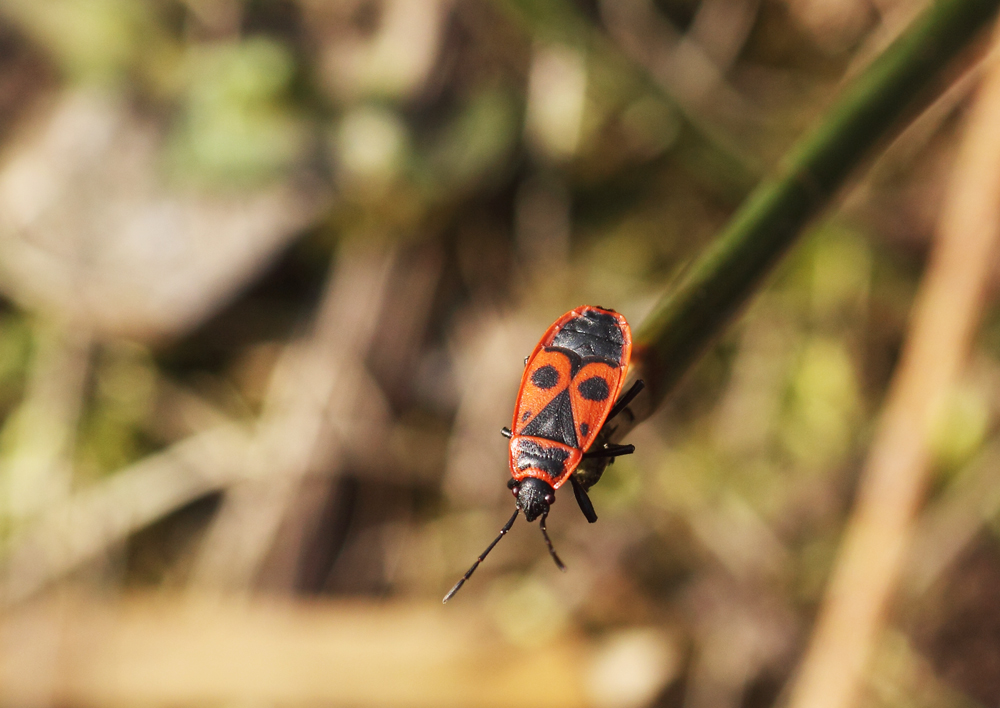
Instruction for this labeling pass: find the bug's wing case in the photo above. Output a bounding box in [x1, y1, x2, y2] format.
[512, 349, 574, 439]
[567, 360, 622, 452]
[511, 306, 632, 446]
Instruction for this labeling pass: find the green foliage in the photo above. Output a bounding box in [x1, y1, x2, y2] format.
[166, 38, 307, 187]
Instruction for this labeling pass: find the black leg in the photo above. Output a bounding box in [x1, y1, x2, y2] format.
[606, 379, 644, 423]
[583, 443, 635, 460]
[570, 476, 598, 523]
[501, 427, 512, 439]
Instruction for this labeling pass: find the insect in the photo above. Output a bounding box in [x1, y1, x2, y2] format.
[443, 305, 644, 602]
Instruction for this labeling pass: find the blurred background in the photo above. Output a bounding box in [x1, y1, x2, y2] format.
[0, 0, 997, 707]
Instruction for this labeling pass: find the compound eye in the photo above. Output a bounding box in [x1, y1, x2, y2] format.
[510, 484, 521, 497]
[544, 493, 555, 505]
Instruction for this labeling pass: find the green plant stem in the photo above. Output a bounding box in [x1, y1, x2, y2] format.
[624, 0, 1000, 429]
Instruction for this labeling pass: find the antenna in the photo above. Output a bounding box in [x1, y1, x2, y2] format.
[442, 509, 519, 603]
[539, 513, 566, 571]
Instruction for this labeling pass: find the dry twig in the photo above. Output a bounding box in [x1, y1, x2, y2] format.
[786, 20, 1000, 708]
[190, 240, 398, 591]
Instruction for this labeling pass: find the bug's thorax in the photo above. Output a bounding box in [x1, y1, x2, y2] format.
[508, 434, 582, 490]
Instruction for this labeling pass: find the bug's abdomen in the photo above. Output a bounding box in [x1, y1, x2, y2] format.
[550, 309, 627, 365]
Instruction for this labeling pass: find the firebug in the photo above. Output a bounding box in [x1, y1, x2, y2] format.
[443, 305, 643, 602]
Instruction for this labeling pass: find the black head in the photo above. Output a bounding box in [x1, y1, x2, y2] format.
[509, 477, 555, 522]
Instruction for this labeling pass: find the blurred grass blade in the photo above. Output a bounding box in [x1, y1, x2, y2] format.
[492, 0, 761, 199]
[787, 18, 1000, 708]
[627, 0, 1000, 424]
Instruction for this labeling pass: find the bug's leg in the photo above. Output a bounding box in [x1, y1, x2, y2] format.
[501, 426, 512, 439]
[570, 475, 598, 523]
[539, 514, 566, 571]
[443, 509, 519, 603]
[582, 443, 635, 460]
[606, 379, 645, 423]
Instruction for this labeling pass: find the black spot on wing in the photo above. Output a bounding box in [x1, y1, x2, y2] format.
[521, 389, 578, 448]
[578, 376, 610, 401]
[580, 422, 589, 437]
[531, 364, 559, 389]
[551, 310, 625, 364]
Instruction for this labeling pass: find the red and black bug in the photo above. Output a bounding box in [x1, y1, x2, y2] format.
[443, 305, 644, 602]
